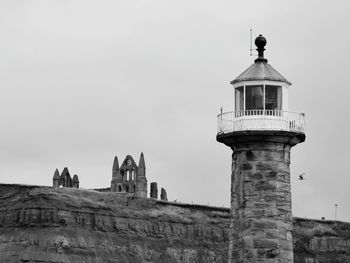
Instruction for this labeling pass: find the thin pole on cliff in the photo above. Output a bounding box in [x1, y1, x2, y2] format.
[335, 204, 338, 221]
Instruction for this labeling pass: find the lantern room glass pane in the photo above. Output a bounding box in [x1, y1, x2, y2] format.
[265, 85, 282, 110]
[246, 85, 263, 110]
[235, 86, 244, 111]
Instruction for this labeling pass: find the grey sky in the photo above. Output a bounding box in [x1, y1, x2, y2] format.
[1, 1, 350, 221]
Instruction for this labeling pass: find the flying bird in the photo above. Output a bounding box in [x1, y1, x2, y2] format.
[298, 173, 306, 180]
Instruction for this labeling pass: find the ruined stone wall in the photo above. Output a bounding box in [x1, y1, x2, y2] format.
[0, 184, 349, 263]
[93, 187, 111, 192]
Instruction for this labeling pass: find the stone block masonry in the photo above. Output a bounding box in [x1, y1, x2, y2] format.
[230, 142, 293, 262]
[217, 130, 305, 263]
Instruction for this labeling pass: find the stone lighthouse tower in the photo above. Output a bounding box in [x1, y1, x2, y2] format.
[217, 35, 305, 262]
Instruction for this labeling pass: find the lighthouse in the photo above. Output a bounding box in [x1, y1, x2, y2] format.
[217, 35, 305, 262]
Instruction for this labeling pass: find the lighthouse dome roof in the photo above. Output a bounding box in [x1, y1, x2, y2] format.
[231, 61, 291, 85]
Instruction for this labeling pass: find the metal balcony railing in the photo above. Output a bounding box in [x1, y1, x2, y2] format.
[217, 110, 305, 134]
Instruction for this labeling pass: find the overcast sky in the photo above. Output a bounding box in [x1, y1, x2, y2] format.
[1, 1, 350, 222]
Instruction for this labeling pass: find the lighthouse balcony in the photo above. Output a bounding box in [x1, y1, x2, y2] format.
[217, 110, 305, 135]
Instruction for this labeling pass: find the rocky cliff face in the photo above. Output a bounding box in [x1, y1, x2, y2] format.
[293, 218, 350, 263]
[0, 184, 230, 263]
[0, 184, 349, 263]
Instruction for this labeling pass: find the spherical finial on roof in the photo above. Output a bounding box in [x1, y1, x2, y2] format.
[255, 34, 267, 49]
[254, 34, 268, 63]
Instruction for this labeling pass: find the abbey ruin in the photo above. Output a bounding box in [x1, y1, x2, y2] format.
[52, 167, 79, 189]
[52, 152, 168, 201]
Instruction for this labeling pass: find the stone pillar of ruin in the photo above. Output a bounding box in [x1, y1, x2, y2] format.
[160, 188, 168, 201]
[150, 182, 158, 199]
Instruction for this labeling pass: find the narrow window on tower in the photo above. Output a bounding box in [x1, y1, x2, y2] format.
[246, 85, 263, 111]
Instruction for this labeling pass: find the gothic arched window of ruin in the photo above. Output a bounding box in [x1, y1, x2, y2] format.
[125, 185, 129, 192]
[118, 185, 122, 192]
[128, 170, 131, 181]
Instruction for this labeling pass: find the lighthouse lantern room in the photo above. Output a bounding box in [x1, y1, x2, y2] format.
[218, 34, 305, 134]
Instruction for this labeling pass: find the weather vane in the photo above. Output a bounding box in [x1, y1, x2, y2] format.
[250, 27, 253, 56]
